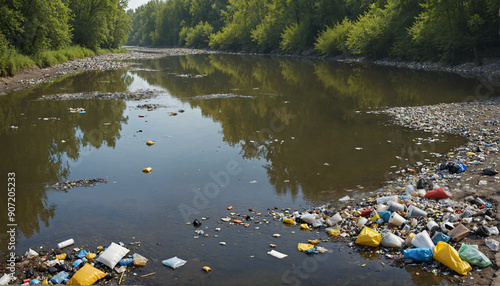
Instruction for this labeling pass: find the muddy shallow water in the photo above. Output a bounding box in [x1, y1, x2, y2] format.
[1, 53, 493, 285]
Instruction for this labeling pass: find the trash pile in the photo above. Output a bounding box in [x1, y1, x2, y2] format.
[36, 90, 165, 101]
[269, 162, 498, 279]
[47, 178, 107, 191]
[0, 240, 149, 285]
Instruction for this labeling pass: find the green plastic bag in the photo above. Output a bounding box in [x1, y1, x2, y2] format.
[458, 243, 492, 268]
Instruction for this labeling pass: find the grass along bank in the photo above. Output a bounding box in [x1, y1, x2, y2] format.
[0, 45, 127, 77]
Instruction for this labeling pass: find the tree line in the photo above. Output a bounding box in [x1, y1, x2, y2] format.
[127, 0, 500, 64]
[0, 0, 131, 76]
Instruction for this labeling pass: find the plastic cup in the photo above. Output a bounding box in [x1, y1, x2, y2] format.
[388, 212, 406, 226]
[381, 233, 404, 248]
[357, 217, 368, 228]
[440, 222, 454, 233]
[406, 205, 427, 218]
[411, 231, 435, 250]
[427, 220, 439, 231]
[377, 203, 390, 212]
[388, 201, 405, 212]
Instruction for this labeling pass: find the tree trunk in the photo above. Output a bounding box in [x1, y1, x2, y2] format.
[473, 42, 482, 66]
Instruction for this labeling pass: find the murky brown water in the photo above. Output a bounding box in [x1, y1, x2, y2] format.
[1, 53, 492, 285]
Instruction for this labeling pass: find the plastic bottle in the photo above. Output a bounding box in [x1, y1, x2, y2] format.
[57, 238, 74, 249]
[119, 258, 134, 266]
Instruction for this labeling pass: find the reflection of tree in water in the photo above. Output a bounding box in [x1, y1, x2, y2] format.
[131, 54, 471, 201]
[0, 70, 129, 254]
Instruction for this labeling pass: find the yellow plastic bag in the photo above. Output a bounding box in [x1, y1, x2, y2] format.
[355, 226, 381, 247]
[433, 241, 472, 275]
[299, 224, 310, 230]
[282, 217, 294, 224]
[67, 263, 106, 285]
[297, 243, 315, 252]
[328, 228, 340, 236]
[308, 239, 320, 245]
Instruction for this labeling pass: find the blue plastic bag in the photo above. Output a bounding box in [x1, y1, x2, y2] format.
[50, 271, 69, 284]
[77, 249, 88, 258]
[379, 211, 392, 223]
[457, 162, 467, 173]
[432, 232, 451, 244]
[403, 248, 433, 262]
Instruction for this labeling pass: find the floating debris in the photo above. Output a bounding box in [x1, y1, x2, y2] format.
[37, 90, 165, 101]
[188, 93, 255, 100]
[48, 178, 107, 191]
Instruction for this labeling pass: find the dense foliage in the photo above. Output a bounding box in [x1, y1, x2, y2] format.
[128, 0, 500, 63]
[0, 0, 131, 76]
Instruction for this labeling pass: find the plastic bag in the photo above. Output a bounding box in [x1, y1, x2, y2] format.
[67, 264, 106, 285]
[433, 241, 472, 275]
[485, 238, 500, 251]
[267, 250, 287, 259]
[381, 233, 404, 248]
[379, 211, 392, 222]
[403, 248, 433, 262]
[355, 226, 381, 247]
[300, 213, 316, 224]
[432, 232, 451, 245]
[425, 187, 452, 199]
[458, 244, 492, 268]
[0, 274, 11, 286]
[95, 242, 130, 269]
[50, 271, 69, 284]
[162, 256, 187, 269]
[282, 217, 294, 224]
[297, 243, 315, 252]
[133, 253, 148, 267]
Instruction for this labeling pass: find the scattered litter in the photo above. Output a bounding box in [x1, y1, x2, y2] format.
[267, 250, 287, 259]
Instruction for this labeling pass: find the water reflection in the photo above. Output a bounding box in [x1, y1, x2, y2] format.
[0, 71, 130, 253]
[130, 54, 470, 200]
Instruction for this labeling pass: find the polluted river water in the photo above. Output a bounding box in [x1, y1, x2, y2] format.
[0, 53, 497, 285]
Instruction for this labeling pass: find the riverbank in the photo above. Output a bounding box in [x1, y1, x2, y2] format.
[0, 48, 211, 96]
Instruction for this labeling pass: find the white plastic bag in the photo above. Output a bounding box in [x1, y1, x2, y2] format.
[300, 213, 316, 224]
[162, 256, 187, 269]
[96, 242, 129, 269]
[0, 274, 11, 286]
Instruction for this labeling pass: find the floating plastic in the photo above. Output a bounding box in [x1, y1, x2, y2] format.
[388, 212, 405, 226]
[146, 141, 155, 146]
[162, 256, 187, 269]
[433, 241, 472, 275]
[328, 228, 340, 236]
[282, 217, 294, 224]
[67, 264, 106, 285]
[119, 258, 134, 266]
[412, 231, 435, 250]
[338, 196, 350, 202]
[458, 244, 492, 268]
[432, 232, 451, 244]
[267, 250, 287, 259]
[297, 243, 315, 252]
[406, 205, 427, 218]
[133, 253, 148, 267]
[57, 238, 74, 249]
[95, 242, 130, 269]
[403, 248, 433, 262]
[142, 167, 152, 173]
[425, 187, 451, 199]
[447, 224, 470, 242]
[299, 224, 310, 230]
[355, 227, 381, 247]
[381, 233, 404, 248]
[203, 266, 212, 272]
